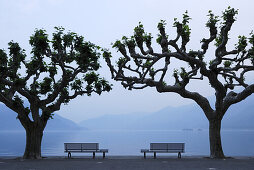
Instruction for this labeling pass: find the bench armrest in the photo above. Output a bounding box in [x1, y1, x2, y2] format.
[141, 149, 149, 152]
[99, 149, 108, 152]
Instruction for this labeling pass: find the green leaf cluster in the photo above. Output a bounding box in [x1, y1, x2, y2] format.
[236, 35, 247, 53]
[222, 6, 238, 24]
[0, 49, 8, 67]
[134, 22, 145, 45]
[180, 67, 188, 79]
[149, 67, 155, 77]
[248, 31, 254, 64]
[206, 10, 219, 29]
[71, 79, 82, 91]
[143, 60, 152, 67]
[0, 49, 8, 76]
[122, 36, 136, 48]
[116, 57, 127, 66]
[30, 29, 49, 57]
[7, 41, 26, 76]
[215, 34, 222, 47]
[112, 40, 126, 54]
[143, 33, 153, 45]
[156, 34, 163, 44]
[84, 72, 112, 95]
[102, 50, 112, 59]
[40, 77, 53, 95]
[173, 69, 179, 77]
[173, 11, 191, 43]
[223, 61, 232, 67]
[249, 31, 254, 45]
[134, 22, 153, 46]
[157, 20, 166, 31]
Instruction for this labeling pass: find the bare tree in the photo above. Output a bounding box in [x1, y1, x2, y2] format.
[0, 27, 112, 159]
[103, 7, 254, 158]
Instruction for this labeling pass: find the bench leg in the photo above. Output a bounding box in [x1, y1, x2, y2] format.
[68, 152, 71, 158]
[103, 152, 105, 158]
[144, 152, 146, 159]
[178, 152, 181, 159]
[93, 152, 95, 159]
[154, 152, 156, 159]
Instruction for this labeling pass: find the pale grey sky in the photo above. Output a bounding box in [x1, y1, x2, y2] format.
[1, 0, 254, 122]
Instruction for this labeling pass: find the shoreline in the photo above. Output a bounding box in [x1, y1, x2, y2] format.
[0, 156, 253, 170]
[0, 155, 254, 160]
[1, 155, 254, 159]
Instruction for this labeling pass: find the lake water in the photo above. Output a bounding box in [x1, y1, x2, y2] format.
[0, 130, 253, 157]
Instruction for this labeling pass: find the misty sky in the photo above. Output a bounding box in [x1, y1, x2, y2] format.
[1, 0, 254, 122]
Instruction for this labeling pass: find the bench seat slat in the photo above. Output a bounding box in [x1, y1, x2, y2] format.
[64, 150, 108, 153]
[141, 143, 185, 158]
[64, 143, 108, 158]
[141, 150, 183, 153]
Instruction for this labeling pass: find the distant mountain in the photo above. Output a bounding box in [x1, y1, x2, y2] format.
[223, 94, 254, 129]
[45, 114, 84, 131]
[0, 103, 83, 131]
[79, 112, 149, 130]
[79, 94, 254, 130]
[2, 93, 253, 131]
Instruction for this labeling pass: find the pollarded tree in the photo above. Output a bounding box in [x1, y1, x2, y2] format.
[103, 7, 254, 158]
[0, 27, 112, 159]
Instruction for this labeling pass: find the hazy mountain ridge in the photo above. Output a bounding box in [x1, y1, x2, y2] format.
[0, 103, 83, 131]
[1, 94, 253, 131]
[79, 94, 254, 130]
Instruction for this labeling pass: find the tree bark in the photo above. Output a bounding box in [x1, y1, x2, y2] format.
[23, 125, 43, 159]
[209, 119, 225, 158]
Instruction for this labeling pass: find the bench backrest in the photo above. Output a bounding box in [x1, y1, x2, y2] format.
[150, 143, 185, 152]
[64, 143, 99, 151]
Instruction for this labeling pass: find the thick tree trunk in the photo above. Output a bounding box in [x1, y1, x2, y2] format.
[23, 126, 43, 159]
[209, 119, 225, 158]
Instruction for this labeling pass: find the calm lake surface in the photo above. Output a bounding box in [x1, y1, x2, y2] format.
[0, 130, 253, 157]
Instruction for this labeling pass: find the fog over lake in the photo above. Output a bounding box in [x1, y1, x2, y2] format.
[0, 130, 253, 157]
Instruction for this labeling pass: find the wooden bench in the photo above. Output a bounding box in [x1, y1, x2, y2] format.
[141, 143, 185, 158]
[64, 143, 108, 158]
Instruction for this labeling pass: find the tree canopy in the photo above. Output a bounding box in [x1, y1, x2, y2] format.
[103, 7, 254, 158]
[0, 27, 111, 119]
[0, 27, 111, 159]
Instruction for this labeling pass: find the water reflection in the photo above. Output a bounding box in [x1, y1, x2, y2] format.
[0, 130, 253, 156]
